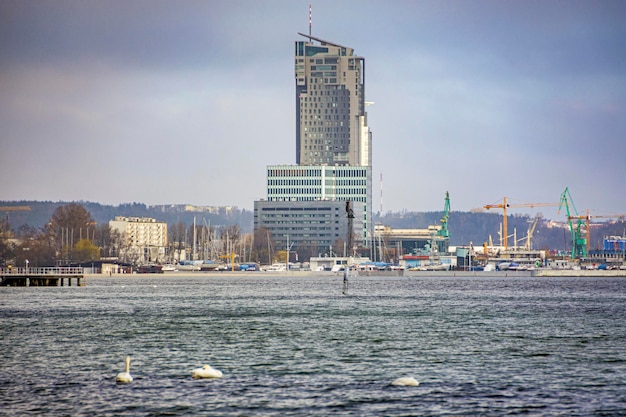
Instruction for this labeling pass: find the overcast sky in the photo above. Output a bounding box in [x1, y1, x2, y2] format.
[1, 0, 625, 220]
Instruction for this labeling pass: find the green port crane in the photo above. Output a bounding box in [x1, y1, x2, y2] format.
[431, 191, 451, 253]
[437, 191, 451, 239]
[567, 209, 626, 253]
[558, 187, 587, 259]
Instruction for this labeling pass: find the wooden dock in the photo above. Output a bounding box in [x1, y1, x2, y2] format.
[0, 267, 85, 287]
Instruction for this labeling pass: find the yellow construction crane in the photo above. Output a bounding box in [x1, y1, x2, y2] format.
[0, 206, 31, 224]
[219, 252, 237, 271]
[0, 206, 31, 212]
[484, 198, 559, 250]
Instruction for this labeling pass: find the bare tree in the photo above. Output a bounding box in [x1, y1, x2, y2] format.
[169, 221, 186, 262]
[251, 227, 274, 265]
[0, 217, 15, 266]
[49, 203, 95, 260]
[220, 225, 241, 258]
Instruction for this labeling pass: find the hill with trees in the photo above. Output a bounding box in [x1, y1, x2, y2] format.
[0, 201, 253, 233]
[1, 201, 624, 268]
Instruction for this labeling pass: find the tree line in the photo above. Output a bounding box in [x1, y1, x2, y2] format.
[1, 202, 624, 268]
[0, 203, 281, 267]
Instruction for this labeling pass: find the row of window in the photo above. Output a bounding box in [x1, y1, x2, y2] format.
[302, 102, 348, 109]
[262, 228, 335, 234]
[294, 56, 342, 65]
[328, 168, 368, 177]
[260, 224, 335, 231]
[303, 109, 349, 117]
[302, 121, 348, 129]
[259, 206, 335, 211]
[268, 188, 322, 195]
[305, 84, 349, 93]
[301, 93, 350, 102]
[326, 179, 367, 186]
[267, 168, 322, 177]
[261, 217, 333, 222]
[310, 65, 337, 71]
[268, 196, 324, 202]
[307, 81, 361, 95]
[304, 145, 345, 153]
[304, 135, 348, 143]
[267, 165, 368, 179]
[303, 86, 352, 96]
[305, 138, 345, 146]
[268, 188, 366, 196]
[310, 72, 338, 80]
[294, 43, 329, 57]
[264, 197, 367, 205]
[268, 179, 321, 186]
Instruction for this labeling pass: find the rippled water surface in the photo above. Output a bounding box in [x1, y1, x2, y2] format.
[2, 275, 626, 416]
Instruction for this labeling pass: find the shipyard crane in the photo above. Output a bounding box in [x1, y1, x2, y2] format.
[437, 191, 451, 239]
[558, 187, 587, 259]
[520, 214, 541, 251]
[567, 209, 626, 253]
[434, 192, 451, 253]
[484, 198, 559, 250]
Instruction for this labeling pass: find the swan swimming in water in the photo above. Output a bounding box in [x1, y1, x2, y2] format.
[116, 356, 133, 383]
[391, 377, 419, 386]
[191, 364, 223, 379]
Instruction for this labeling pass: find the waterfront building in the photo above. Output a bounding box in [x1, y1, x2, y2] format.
[265, 164, 371, 239]
[375, 224, 448, 256]
[253, 32, 373, 261]
[586, 236, 626, 268]
[109, 216, 167, 264]
[254, 200, 363, 260]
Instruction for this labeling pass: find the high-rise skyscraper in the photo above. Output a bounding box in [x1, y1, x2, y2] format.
[294, 33, 372, 167]
[254, 33, 373, 261]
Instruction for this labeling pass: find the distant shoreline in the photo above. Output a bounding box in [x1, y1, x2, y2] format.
[84, 269, 626, 280]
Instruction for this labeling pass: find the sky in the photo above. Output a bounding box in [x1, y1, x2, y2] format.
[1, 0, 625, 221]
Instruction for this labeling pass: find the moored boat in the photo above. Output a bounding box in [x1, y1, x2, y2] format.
[161, 264, 178, 272]
[136, 264, 163, 274]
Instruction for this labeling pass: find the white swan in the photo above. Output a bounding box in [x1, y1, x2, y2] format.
[391, 377, 419, 386]
[116, 356, 133, 383]
[191, 364, 223, 379]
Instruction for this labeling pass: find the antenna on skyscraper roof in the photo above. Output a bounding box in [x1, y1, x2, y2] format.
[309, 3, 312, 37]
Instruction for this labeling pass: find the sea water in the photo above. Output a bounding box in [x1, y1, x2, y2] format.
[1, 275, 625, 416]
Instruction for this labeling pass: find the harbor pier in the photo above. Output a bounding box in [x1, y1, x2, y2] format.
[0, 267, 85, 287]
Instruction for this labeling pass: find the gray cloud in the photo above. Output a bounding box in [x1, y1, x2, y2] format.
[1, 0, 625, 218]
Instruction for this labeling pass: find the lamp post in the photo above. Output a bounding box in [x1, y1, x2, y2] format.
[285, 235, 294, 272]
